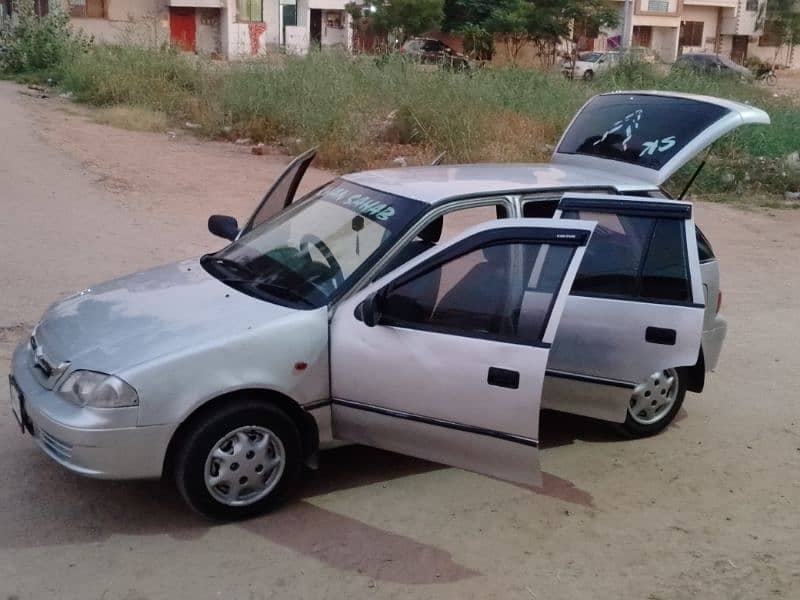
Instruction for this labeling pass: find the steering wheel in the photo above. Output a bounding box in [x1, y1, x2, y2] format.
[300, 234, 345, 288]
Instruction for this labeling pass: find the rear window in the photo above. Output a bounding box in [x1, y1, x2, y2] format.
[557, 94, 730, 171]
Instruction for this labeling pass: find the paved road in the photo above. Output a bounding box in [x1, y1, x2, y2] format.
[1, 81, 799, 599]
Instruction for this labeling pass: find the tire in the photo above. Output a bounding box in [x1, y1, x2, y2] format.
[766, 73, 777, 86]
[174, 400, 302, 520]
[620, 367, 687, 438]
[583, 70, 594, 81]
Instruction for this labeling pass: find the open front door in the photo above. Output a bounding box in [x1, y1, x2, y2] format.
[330, 219, 595, 486]
[544, 193, 705, 423]
[238, 148, 317, 238]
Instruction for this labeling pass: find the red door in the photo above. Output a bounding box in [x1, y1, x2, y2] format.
[170, 8, 196, 52]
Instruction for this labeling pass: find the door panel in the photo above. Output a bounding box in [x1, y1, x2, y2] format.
[546, 194, 704, 423]
[330, 219, 594, 486]
[238, 148, 317, 237]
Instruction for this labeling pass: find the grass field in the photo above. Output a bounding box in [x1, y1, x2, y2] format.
[30, 46, 800, 203]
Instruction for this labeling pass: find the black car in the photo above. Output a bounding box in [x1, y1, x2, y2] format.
[673, 53, 753, 78]
[399, 37, 471, 71]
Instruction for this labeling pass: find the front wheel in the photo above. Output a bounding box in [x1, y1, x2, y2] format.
[174, 400, 302, 520]
[582, 70, 594, 81]
[766, 73, 777, 86]
[621, 367, 686, 437]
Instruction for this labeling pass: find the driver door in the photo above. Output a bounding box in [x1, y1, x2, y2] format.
[329, 219, 595, 486]
[237, 147, 317, 238]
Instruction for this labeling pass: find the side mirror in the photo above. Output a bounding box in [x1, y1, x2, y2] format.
[360, 291, 385, 328]
[208, 215, 239, 241]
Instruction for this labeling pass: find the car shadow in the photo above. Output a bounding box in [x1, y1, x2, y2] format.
[0, 411, 686, 581]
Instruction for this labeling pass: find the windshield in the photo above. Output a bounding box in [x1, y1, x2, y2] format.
[580, 53, 604, 63]
[202, 180, 427, 309]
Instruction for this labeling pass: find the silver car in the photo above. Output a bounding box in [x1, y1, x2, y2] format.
[8, 92, 769, 519]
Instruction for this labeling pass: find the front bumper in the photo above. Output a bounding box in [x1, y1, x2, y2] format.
[10, 341, 173, 480]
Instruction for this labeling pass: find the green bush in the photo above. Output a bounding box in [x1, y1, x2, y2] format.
[46, 45, 799, 201]
[0, 0, 91, 75]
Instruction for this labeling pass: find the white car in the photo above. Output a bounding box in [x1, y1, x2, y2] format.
[562, 51, 619, 81]
[8, 92, 769, 519]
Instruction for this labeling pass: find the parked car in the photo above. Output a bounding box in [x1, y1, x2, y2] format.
[673, 53, 753, 78]
[9, 92, 769, 519]
[562, 51, 619, 81]
[399, 37, 472, 71]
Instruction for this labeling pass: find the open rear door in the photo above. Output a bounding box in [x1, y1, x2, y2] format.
[329, 219, 595, 486]
[238, 147, 317, 238]
[543, 193, 704, 424]
[552, 91, 770, 186]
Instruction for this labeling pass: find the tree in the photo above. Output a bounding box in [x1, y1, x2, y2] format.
[347, 0, 444, 45]
[442, 0, 495, 32]
[759, 0, 800, 66]
[481, 0, 617, 65]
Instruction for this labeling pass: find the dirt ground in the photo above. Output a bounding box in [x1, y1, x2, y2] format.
[1, 80, 799, 600]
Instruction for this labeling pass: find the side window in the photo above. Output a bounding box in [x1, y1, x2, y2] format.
[562, 211, 651, 297]
[380, 242, 574, 344]
[376, 202, 508, 278]
[440, 205, 506, 243]
[522, 200, 559, 218]
[563, 210, 691, 303]
[696, 226, 715, 262]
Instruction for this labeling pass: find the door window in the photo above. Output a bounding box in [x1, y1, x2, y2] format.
[563, 209, 691, 303]
[640, 219, 689, 301]
[380, 242, 575, 345]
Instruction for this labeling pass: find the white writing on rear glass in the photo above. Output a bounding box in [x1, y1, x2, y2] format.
[593, 109, 644, 152]
[639, 136, 676, 157]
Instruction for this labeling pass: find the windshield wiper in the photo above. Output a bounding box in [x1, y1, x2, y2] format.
[207, 256, 258, 280]
[251, 281, 316, 307]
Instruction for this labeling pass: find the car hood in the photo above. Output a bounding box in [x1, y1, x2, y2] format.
[33, 258, 302, 374]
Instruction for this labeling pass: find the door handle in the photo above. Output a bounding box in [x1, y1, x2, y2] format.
[645, 327, 677, 346]
[487, 367, 520, 390]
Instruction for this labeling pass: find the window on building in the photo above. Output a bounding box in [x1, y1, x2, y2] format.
[746, 0, 759, 11]
[647, 0, 670, 13]
[237, 0, 262, 22]
[69, 0, 104, 18]
[680, 21, 704, 47]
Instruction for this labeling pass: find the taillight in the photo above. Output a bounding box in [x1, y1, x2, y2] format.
[716, 290, 722, 314]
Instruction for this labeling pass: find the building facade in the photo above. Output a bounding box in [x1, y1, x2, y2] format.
[594, 0, 798, 68]
[4, 0, 353, 58]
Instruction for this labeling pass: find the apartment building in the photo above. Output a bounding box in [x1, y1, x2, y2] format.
[590, 0, 796, 68]
[5, 0, 353, 58]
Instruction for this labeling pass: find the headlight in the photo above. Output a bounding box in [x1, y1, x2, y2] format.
[59, 371, 139, 408]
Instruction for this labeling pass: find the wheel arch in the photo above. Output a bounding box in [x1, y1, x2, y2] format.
[162, 388, 319, 478]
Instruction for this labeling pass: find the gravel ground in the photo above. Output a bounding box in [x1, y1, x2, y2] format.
[1, 81, 799, 600]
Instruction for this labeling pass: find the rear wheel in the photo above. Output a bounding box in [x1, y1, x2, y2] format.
[174, 400, 302, 520]
[621, 368, 686, 437]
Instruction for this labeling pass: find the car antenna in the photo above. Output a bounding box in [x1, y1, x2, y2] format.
[430, 151, 447, 166]
[679, 143, 715, 200]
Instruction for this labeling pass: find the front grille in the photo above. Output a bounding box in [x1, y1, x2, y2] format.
[29, 334, 69, 389]
[38, 428, 74, 462]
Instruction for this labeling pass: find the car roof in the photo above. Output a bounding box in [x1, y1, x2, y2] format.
[341, 163, 659, 205]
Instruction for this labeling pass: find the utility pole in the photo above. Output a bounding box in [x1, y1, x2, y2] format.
[621, 0, 634, 49]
